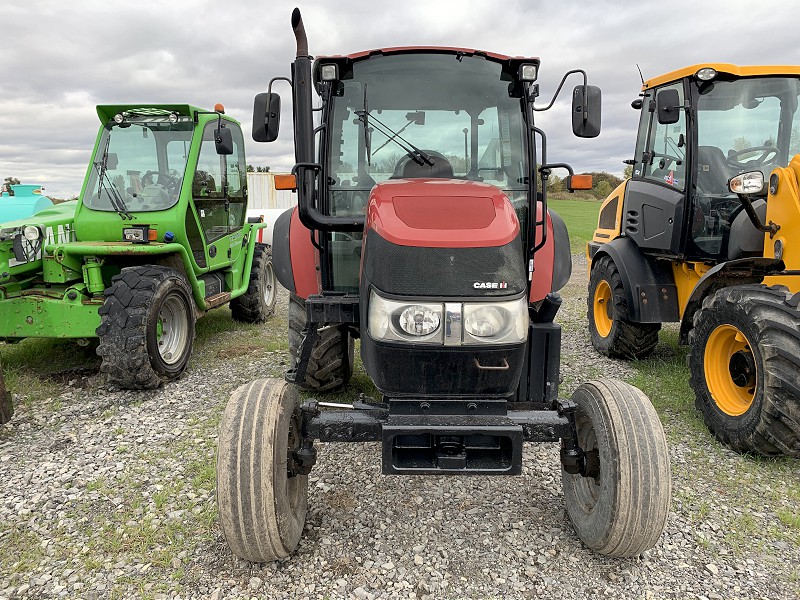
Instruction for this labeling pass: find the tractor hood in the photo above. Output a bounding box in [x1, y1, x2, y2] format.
[366, 179, 520, 249]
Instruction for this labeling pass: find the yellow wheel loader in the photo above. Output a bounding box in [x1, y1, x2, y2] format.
[587, 64, 800, 456]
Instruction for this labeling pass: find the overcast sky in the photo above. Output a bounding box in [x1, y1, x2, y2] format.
[2, 0, 798, 198]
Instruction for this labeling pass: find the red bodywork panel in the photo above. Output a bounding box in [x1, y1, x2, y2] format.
[366, 180, 520, 249]
[333, 47, 532, 62]
[288, 207, 321, 299]
[529, 203, 555, 303]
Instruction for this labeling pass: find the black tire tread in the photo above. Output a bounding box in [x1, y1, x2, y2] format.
[588, 255, 660, 359]
[231, 244, 277, 323]
[688, 284, 800, 456]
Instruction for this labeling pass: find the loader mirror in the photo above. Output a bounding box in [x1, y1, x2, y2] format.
[572, 85, 601, 138]
[656, 89, 681, 125]
[214, 126, 234, 155]
[253, 92, 281, 143]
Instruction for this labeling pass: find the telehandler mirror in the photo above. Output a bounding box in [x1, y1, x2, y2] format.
[572, 85, 601, 138]
[214, 126, 234, 155]
[656, 89, 681, 125]
[253, 92, 281, 143]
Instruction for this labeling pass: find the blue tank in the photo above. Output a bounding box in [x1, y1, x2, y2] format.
[0, 184, 55, 223]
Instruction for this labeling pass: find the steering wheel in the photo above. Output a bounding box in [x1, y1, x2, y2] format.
[724, 146, 779, 170]
[144, 170, 182, 195]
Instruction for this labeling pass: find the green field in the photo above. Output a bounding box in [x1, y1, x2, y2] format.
[548, 195, 602, 253]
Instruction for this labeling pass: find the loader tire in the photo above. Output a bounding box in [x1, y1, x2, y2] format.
[217, 378, 308, 562]
[588, 255, 660, 359]
[96, 266, 195, 389]
[231, 244, 277, 323]
[562, 379, 671, 557]
[288, 292, 354, 392]
[689, 284, 800, 456]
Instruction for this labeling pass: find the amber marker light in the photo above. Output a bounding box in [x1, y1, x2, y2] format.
[567, 174, 593, 191]
[274, 174, 298, 191]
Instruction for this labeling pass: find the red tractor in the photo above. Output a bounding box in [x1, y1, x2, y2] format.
[216, 9, 672, 561]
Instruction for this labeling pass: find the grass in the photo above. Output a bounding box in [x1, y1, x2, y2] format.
[548, 195, 602, 253]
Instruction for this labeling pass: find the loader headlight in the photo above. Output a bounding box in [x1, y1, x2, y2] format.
[729, 171, 765, 195]
[23, 226, 41, 241]
[463, 298, 528, 345]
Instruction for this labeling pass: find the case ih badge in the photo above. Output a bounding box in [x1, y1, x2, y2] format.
[473, 281, 509, 289]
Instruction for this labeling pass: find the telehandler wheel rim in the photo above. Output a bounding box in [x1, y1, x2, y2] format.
[264, 261, 276, 307]
[157, 294, 191, 365]
[593, 280, 613, 338]
[704, 324, 757, 416]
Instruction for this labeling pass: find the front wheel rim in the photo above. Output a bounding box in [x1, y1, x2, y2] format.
[263, 262, 276, 306]
[593, 280, 613, 338]
[157, 294, 190, 365]
[704, 324, 757, 416]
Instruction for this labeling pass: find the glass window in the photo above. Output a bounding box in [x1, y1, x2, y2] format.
[193, 122, 247, 243]
[642, 83, 686, 190]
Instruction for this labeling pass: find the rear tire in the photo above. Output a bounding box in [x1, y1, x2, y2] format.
[96, 266, 195, 389]
[588, 255, 660, 359]
[689, 285, 800, 456]
[231, 244, 277, 323]
[216, 378, 308, 562]
[289, 292, 354, 392]
[562, 379, 671, 557]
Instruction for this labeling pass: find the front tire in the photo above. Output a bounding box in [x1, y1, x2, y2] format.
[689, 285, 800, 456]
[562, 379, 671, 557]
[97, 266, 195, 389]
[231, 244, 277, 323]
[288, 292, 354, 392]
[588, 255, 660, 359]
[217, 378, 308, 562]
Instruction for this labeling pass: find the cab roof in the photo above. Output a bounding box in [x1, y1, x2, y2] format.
[322, 46, 536, 63]
[644, 64, 800, 90]
[95, 104, 234, 124]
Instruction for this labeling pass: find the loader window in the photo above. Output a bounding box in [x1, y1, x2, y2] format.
[642, 83, 686, 191]
[193, 122, 247, 243]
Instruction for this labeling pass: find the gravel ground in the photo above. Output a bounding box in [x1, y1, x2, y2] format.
[1, 255, 798, 599]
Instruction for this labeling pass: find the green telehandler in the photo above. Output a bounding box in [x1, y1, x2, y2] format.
[0, 103, 276, 421]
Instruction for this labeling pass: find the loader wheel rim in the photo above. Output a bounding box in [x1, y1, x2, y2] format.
[593, 280, 613, 338]
[704, 324, 756, 416]
[157, 294, 190, 365]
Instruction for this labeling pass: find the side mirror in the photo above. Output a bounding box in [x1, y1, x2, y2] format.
[656, 89, 681, 125]
[572, 85, 601, 138]
[253, 92, 281, 143]
[214, 126, 234, 155]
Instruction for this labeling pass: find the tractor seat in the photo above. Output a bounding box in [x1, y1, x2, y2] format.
[696, 146, 730, 195]
[391, 150, 454, 179]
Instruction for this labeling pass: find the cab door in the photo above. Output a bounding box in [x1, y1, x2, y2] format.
[625, 81, 688, 256]
[188, 122, 248, 271]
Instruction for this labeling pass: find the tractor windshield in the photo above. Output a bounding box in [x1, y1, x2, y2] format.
[690, 76, 800, 255]
[84, 118, 194, 213]
[325, 53, 528, 218]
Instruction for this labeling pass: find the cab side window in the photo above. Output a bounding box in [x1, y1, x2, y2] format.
[641, 83, 687, 191]
[193, 123, 247, 243]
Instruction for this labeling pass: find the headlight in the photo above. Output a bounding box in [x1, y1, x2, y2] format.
[368, 290, 528, 345]
[368, 290, 442, 343]
[729, 171, 764, 195]
[463, 298, 528, 345]
[23, 226, 41, 241]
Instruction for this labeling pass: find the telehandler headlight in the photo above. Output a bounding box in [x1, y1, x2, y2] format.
[23, 226, 41, 241]
[113, 113, 126, 124]
[729, 171, 764, 195]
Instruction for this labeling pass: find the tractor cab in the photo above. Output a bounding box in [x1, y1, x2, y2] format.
[619, 65, 800, 262]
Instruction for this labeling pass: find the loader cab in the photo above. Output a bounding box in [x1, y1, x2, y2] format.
[625, 66, 800, 262]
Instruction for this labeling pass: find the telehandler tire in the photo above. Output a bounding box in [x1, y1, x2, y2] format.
[97, 266, 195, 389]
[588, 255, 660, 359]
[217, 378, 308, 562]
[231, 244, 277, 323]
[289, 292, 354, 392]
[689, 284, 800, 456]
[562, 379, 671, 557]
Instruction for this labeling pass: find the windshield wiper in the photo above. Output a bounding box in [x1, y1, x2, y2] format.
[94, 132, 132, 219]
[354, 86, 433, 167]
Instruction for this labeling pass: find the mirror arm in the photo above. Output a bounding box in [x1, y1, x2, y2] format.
[532, 69, 587, 112]
[737, 194, 781, 237]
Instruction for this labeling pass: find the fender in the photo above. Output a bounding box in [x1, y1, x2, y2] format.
[271, 207, 320, 299]
[529, 207, 572, 302]
[678, 257, 784, 343]
[592, 237, 680, 323]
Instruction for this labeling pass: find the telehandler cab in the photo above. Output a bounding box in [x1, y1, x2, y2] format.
[0, 104, 276, 410]
[216, 8, 672, 562]
[587, 64, 800, 456]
